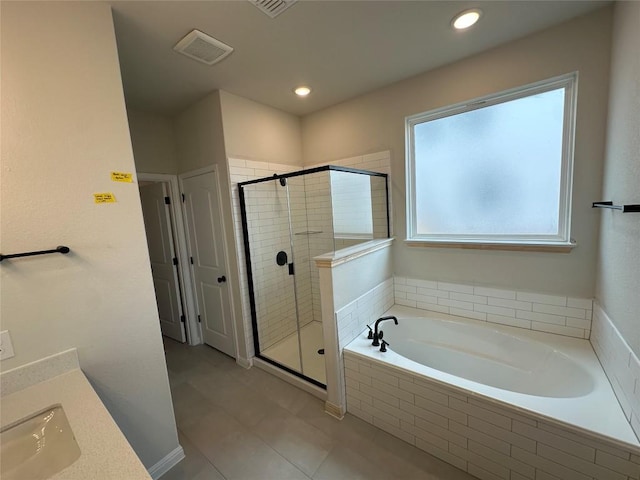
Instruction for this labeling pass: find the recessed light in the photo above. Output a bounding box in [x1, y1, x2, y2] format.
[452, 9, 482, 30]
[294, 86, 311, 97]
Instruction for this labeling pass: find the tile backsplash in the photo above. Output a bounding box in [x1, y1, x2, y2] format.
[394, 276, 593, 339]
[591, 304, 640, 440]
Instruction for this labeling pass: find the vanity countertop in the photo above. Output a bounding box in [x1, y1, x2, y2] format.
[1, 349, 151, 480]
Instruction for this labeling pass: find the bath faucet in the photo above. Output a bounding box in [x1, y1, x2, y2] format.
[372, 315, 398, 346]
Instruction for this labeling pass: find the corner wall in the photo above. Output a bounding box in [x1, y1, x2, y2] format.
[301, 8, 613, 298]
[0, 2, 179, 468]
[595, 0, 640, 358]
[127, 109, 178, 174]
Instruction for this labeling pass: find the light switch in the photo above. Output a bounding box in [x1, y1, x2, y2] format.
[0, 330, 15, 360]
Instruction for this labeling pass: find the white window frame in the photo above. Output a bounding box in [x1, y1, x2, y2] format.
[405, 72, 578, 250]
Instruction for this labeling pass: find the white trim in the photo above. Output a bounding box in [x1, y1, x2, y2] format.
[405, 72, 578, 246]
[138, 173, 200, 345]
[147, 445, 185, 480]
[178, 165, 239, 356]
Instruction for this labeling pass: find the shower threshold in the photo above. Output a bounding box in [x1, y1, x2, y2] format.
[261, 321, 326, 386]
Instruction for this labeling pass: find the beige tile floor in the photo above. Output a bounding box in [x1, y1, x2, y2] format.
[161, 338, 476, 480]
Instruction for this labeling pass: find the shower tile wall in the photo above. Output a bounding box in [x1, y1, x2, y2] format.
[242, 180, 299, 349]
[230, 159, 299, 355]
[229, 151, 391, 358]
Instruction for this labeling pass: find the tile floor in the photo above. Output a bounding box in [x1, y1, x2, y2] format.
[161, 338, 476, 480]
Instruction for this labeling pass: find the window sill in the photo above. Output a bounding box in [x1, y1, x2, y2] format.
[404, 240, 576, 253]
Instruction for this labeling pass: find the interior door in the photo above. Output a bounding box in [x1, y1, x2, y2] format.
[181, 169, 236, 357]
[139, 182, 186, 343]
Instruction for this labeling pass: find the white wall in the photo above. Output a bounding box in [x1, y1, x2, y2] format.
[219, 90, 302, 165]
[127, 109, 178, 174]
[596, 0, 640, 357]
[173, 91, 251, 363]
[302, 8, 612, 298]
[0, 1, 179, 469]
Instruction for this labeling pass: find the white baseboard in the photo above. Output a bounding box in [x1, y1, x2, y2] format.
[236, 355, 252, 369]
[324, 401, 345, 419]
[148, 445, 185, 480]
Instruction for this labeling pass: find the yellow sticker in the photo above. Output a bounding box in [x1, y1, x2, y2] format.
[111, 171, 133, 183]
[94, 192, 117, 204]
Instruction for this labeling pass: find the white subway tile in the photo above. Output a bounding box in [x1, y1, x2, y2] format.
[469, 440, 535, 478]
[533, 303, 586, 319]
[531, 322, 584, 338]
[449, 421, 510, 455]
[511, 446, 591, 480]
[450, 308, 487, 321]
[438, 282, 475, 294]
[398, 399, 448, 428]
[449, 443, 509, 479]
[395, 284, 417, 294]
[537, 443, 626, 480]
[373, 378, 414, 403]
[406, 278, 438, 289]
[416, 287, 450, 298]
[438, 297, 475, 311]
[467, 416, 536, 452]
[566, 317, 592, 329]
[401, 420, 448, 450]
[451, 292, 488, 304]
[512, 421, 595, 461]
[396, 298, 417, 308]
[487, 314, 531, 330]
[416, 417, 467, 447]
[399, 379, 448, 406]
[595, 450, 640, 478]
[475, 304, 516, 317]
[516, 310, 566, 326]
[361, 401, 400, 427]
[449, 397, 510, 430]
[374, 417, 415, 445]
[516, 292, 567, 307]
[474, 286, 516, 300]
[414, 394, 468, 425]
[488, 297, 533, 311]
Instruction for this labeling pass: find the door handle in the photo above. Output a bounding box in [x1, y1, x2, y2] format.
[217, 275, 226, 283]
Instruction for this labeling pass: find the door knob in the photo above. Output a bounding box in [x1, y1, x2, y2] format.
[217, 275, 226, 283]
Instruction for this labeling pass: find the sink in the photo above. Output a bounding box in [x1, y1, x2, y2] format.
[1, 405, 81, 480]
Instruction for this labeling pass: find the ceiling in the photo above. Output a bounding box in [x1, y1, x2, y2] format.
[111, 0, 609, 117]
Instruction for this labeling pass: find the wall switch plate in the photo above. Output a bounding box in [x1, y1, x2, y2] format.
[0, 330, 15, 360]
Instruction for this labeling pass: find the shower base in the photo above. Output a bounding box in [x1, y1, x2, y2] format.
[261, 321, 326, 385]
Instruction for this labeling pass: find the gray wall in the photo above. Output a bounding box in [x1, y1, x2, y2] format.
[127, 109, 178, 174]
[596, 1, 640, 357]
[302, 8, 613, 298]
[0, 1, 179, 468]
[219, 90, 302, 165]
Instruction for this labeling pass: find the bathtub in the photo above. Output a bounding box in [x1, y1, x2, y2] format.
[344, 305, 640, 478]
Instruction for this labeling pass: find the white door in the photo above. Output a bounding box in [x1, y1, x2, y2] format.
[139, 182, 186, 343]
[181, 169, 236, 357]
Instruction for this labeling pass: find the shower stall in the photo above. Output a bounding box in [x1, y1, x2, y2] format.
[238, 166, 389, 387]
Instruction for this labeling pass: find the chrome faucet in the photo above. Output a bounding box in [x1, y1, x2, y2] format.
[372, 315, 398, 346]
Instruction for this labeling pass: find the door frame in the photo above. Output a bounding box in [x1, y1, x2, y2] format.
[138, 173, 201, 345]
[178, 165, 239, 357]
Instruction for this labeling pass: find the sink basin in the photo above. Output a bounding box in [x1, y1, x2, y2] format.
[1, 405, 81, 480]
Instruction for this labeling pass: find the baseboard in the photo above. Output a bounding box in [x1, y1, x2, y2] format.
[236, 355, 252, 369]
[324, 401, 345, 419]
[147, 445, 185, 480]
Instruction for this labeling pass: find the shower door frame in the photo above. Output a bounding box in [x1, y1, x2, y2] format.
[238, 165, 390, 389]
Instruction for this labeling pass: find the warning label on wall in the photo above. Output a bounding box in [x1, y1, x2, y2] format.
[94, 192, 117, 203]
[111, 171, 133, 183]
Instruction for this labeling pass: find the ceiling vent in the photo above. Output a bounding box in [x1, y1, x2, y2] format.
[250, 0, 298, 18]
[173, 30, 233, 66]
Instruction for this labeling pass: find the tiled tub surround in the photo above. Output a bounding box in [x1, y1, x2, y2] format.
[592, 304, 640, 440]
[394, 276, 593, 339]
[344, 305, 640, 480]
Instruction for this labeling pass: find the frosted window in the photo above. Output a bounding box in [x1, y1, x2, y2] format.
[406, 74, 576, 244]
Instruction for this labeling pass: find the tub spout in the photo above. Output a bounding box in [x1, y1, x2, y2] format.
[373, 316, 398, 346]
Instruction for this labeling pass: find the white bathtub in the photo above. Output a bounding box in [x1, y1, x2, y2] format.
[344, 305, 640, 449]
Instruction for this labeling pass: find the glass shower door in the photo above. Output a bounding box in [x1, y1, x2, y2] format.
[242, 178, 303, 376]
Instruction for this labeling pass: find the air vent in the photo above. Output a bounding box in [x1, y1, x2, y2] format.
[250, 0, 298, 18]
[173, 30, 233, 66]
